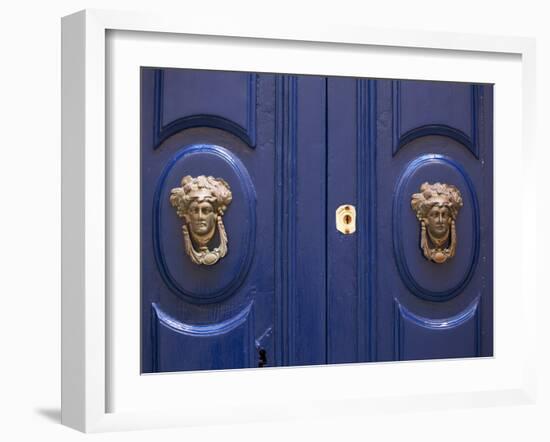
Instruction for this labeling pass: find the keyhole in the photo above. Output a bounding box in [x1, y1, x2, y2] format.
[258, 349, 267, 367]
[336, 204, 356, 234]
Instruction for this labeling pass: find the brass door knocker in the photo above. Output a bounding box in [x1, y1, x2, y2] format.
[170, 175, 232, 266]
[411, 182, 463, 264]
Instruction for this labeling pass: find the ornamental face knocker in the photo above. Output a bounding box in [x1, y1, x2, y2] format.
[410, 182, 463, 264]
[170, 175, 232, 266]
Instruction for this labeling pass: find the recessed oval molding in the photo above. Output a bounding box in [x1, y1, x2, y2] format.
[153, 144, 256, 304]
[393, 154, 480, 301]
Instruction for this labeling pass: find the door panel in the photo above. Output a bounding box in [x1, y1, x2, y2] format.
[276, 76, 327, 366]
[374, 79, 493, 361]
[153, 69, 257, 147]
[151, 302, 256, 372]
[326, 77, 373, 363]
[394, 297, 481, 361]
[393, 81, 481, 157]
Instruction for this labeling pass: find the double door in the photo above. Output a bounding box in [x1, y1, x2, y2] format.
[141, 68, 493, 373]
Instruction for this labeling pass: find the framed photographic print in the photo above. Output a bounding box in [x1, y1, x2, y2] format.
[61, 9, 537, 433]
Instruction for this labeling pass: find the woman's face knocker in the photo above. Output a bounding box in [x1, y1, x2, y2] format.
[187, 200, 216, 239]
[411, 182, 463, 264]
[170, 175, 233, 266]
[426, 204, 451, 240]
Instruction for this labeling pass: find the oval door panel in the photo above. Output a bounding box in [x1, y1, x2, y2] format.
[153, 144, 256, 304]
[393, 154, 480, 301]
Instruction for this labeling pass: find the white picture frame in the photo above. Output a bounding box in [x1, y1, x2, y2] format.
[61, 9, 538, 433]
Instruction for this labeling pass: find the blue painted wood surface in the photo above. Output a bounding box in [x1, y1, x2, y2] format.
[141, 68, 493, 372]
[375, 79, 493, 361]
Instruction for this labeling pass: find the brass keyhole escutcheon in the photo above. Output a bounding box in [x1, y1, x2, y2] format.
[336, 204, 356, 234]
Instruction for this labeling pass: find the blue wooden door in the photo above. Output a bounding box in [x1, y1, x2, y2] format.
[141, 68, 493, 373]
[141, 69, 327, 372]
[327, 79, 493, 363]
